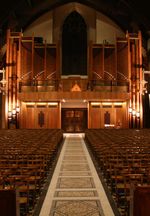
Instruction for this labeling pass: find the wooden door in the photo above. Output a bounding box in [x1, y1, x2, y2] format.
[61, 108, 87, 132]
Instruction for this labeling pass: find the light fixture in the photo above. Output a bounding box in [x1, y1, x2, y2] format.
[132, 109, 136, 116]
[0, 68, 7, 95]
[136, 111, 140, 118]
[16, 106, 20, 113]
[8, 111, 12, 120]
[36, 102, 47, 106]
[91, 102, 100, 106]
[129, 107, 132, 113]
[102, 102, 112, 106]
[26, 102, 35, 105]
[48, 102, 58, 106]
[12, 108, 16, 116]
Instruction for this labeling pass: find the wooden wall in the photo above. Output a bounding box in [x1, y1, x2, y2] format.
[20, 102, 60, 129]
[89, 102, 127, 128]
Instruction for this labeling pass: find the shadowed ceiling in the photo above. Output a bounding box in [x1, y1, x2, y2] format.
[0, 0, 150, 45]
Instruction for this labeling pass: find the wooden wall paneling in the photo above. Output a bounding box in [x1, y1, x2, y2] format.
[90, 105, 101, 128]
[34, 46, 44, 81]
[44, 106, 52, 129]
[46, 105, 59, 128]
[46, 45, 57, 91]
[47, 45, 56, 78]
[100, 109, 105, 128]
[25, 106, 35, 128]
[104, 45, 116, 80]
[92, 45, 104, 80]
[113, 103, 128, 128]
[138, 31, 143, 128]
[20, 102, 26, 128]
[21, 39, 32, 80]
[115, 107, 123, 128]
[117, 39, 128, 80]
[112, 107, 116, 126]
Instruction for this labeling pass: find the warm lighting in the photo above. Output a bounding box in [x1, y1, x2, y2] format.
[114, 102, 123, 106]
[26, 102, 35, 105]
[129, 107, 132, 113]
[0, 68, 7, 95]
[48, 102, 58, 106]
[16, 106, 20, 113]
[132, 109, 136, 116]
[8, 111, 12, 120]
[36, 102, 47, 106]
[102, 102, 112, 106]
[12, 108, 16, 116]
[91, 102, 100, 106]
[136, 111, 140, 118]
[105, 124, 115, 128]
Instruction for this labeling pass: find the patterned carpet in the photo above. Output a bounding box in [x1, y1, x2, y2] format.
[40, 134, 114, 216]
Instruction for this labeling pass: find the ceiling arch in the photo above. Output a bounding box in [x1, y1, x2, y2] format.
[0, 0, 150, 41]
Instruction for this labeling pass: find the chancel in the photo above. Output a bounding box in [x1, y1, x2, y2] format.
[0, 1, 150, 216]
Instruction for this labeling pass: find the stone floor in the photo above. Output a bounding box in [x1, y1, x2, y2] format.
[39, 133, 115, 216]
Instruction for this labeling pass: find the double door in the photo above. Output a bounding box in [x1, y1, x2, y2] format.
[61, 108, 87, 132]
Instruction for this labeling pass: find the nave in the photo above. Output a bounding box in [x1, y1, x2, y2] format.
[39, 133, 115, 216]
[1, 129, 150, 216]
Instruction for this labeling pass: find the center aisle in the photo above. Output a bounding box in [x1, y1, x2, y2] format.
[40, 133, 114, 216]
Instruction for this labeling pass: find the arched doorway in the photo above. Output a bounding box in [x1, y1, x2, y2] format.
[62, 11, 87, 76]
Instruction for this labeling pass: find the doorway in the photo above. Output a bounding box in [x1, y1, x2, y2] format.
[61, 108, 87, 132]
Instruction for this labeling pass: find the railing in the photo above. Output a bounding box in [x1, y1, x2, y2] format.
[18, 78, 130, 93]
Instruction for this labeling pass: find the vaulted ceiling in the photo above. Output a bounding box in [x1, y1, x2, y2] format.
[0, 0, 150, 41]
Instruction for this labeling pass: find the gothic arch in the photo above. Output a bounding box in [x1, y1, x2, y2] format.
[62, 11, 87, 75]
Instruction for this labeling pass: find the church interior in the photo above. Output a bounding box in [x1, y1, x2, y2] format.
[0, 0, 150, 215]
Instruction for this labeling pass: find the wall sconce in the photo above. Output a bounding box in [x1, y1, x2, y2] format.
[0, 68, 7, 95]
[8, 111, 12, 120]
[128, 106, 141, 128]
[8, 106, 20, 129]
[16, 106, 20, 113]
[132, 109, 136, 116]
[136, 111, 140, 118]
[12, 108, 16, 117]
[129, 107, 132, 113]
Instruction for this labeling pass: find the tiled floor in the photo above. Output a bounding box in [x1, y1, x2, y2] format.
[39, 133, 115, 216]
